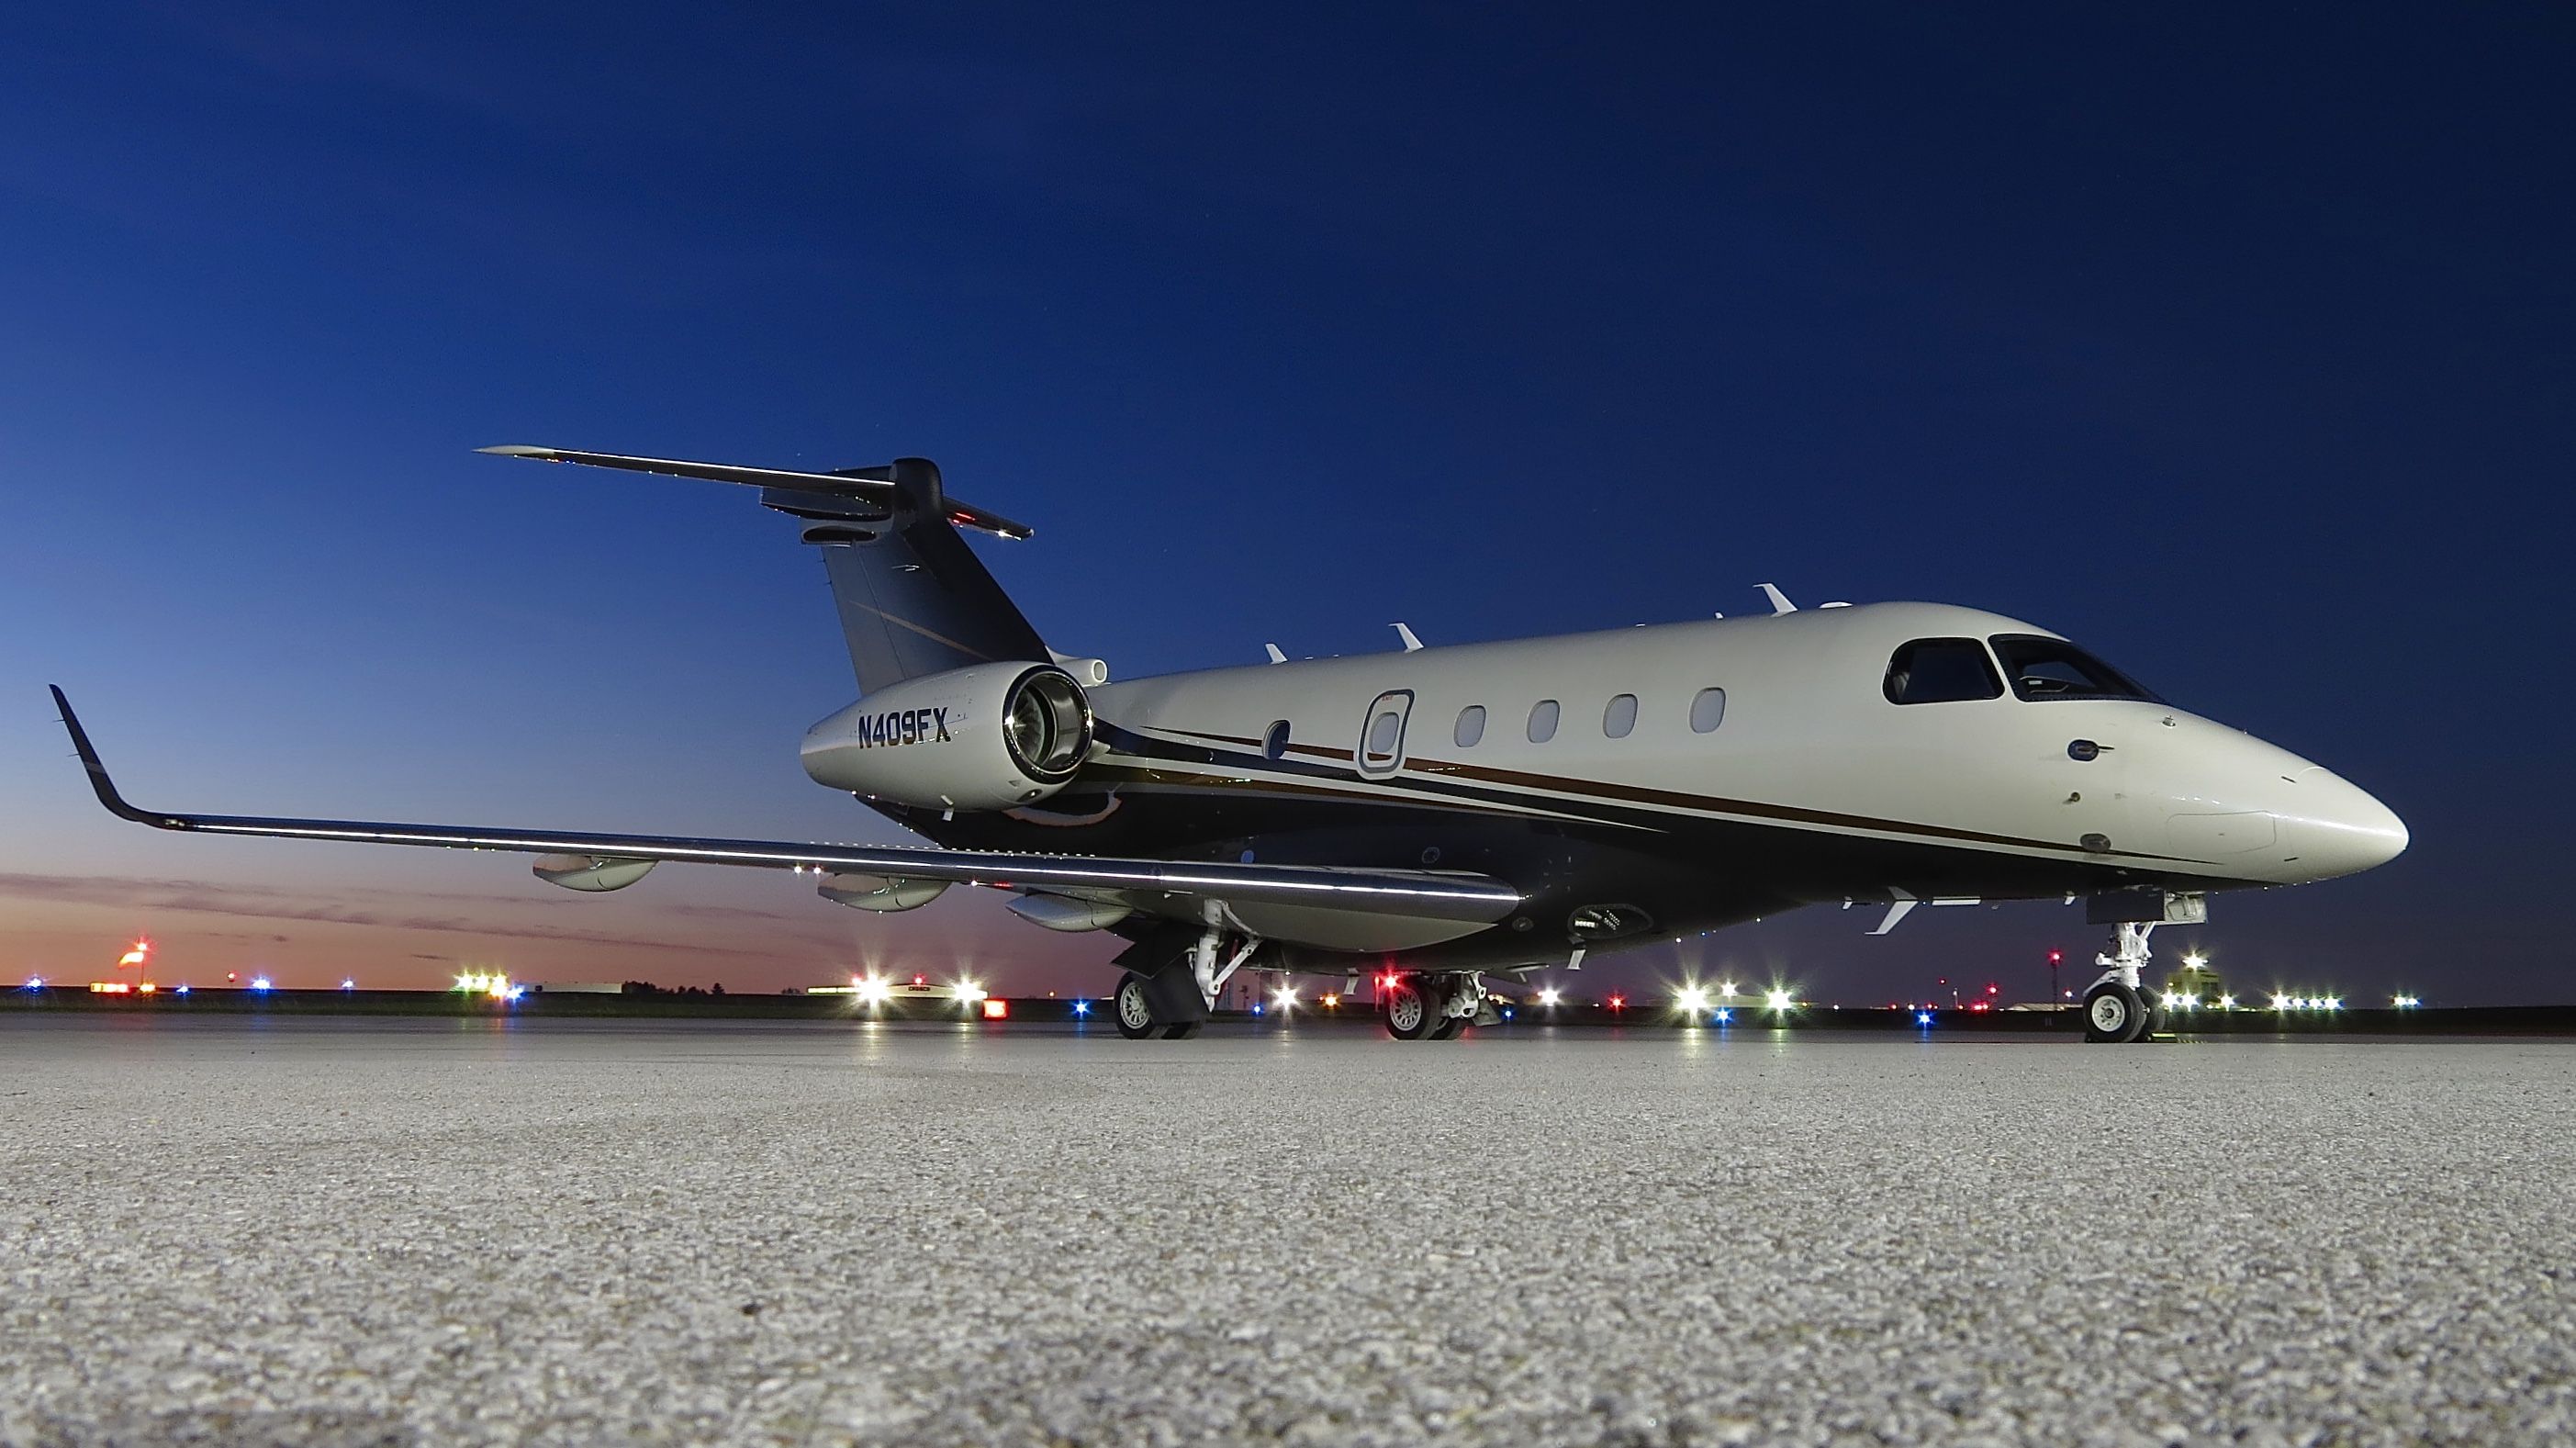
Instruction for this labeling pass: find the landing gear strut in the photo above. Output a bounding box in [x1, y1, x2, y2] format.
[2082, 920, 2161, 1044]
[1112, 918, 1261, 1040]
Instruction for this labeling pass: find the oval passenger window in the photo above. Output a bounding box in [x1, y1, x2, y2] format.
[1262, 719, 1289, 760]
[1528, 700, 1560, 744]
[1689, 688, 1726, 734]
[1603, 693, 1638, 738]
[1368, 710, 1402, 757]
[1454, 705, 1486, 748]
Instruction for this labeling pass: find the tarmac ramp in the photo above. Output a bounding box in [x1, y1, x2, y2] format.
[4, 1016, 2571, 1444]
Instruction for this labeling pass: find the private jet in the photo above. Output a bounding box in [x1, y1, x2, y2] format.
[50, 447, 2407, 1042]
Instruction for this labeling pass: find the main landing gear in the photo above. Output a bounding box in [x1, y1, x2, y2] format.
[1111, 919, 1260, 1040]
[2081, 920, 2168, 1044]
[1380, 973, 1490, 1042]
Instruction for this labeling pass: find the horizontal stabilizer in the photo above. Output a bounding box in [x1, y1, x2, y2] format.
[478, 445, 1034, 539]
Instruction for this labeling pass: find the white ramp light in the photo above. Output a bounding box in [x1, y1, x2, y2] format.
[954, 979, 988, 1006]
[1537, 986, 1562, 1008]
[2271, 993, 2292, 1012]
[1676, 986, 1708, 1016]
[1272, 984, 1297, 1012]
[1765, 988, 1793, 1012]
[2218, 994, 2236, 1010]
[1718, 980, 1739, 999]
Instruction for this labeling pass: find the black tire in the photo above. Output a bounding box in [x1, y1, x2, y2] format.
[2081, 981, 2149, 1044]
[1113, 972, 1158, 1040]
[1383, 981, 1432, 1040]
[1161, 1021, 1202, 1039]
[1428, 1015, 1468, 1040]
[2134, 999, 2171, 1043]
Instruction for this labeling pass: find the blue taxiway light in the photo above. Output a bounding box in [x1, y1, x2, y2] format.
[1071, 1000, 1091, 1016]
[1916, 1011, 1933, 1026]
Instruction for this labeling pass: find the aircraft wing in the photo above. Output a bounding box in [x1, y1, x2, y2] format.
[49, 688, 1518, 926]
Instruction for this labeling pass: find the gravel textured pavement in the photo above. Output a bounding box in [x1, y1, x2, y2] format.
[4, 1015, 2573, 1446]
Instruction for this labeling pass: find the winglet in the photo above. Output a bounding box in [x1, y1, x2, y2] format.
[1391, 623, 1424, 652]
[475, 444, 555, 457]
[48, 686, 165, 826]
[1758, 583, 1797, 615]
[1263, 644, 1287, 664]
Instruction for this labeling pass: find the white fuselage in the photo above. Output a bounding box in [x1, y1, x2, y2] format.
[809, 601, 2405, 968]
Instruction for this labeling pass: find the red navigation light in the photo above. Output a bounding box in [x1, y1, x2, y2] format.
[226, 972, 239, 982]
[2047, 949, 2063, 964]
[1987, 982, 1999, 994]
[912, 974, 926, 987]
[1608, 994, 1626, 1009]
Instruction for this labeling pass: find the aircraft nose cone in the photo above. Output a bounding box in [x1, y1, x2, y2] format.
[2287, 771, 2408, 881]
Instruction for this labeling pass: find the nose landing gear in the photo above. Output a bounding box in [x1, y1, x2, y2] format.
[2082, 919, 2168, 1043]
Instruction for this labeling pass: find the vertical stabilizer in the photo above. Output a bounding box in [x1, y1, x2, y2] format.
[763, 458, 1049, 695]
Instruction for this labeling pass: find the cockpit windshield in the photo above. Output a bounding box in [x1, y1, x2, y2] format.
[1988, 634, 2159, 702]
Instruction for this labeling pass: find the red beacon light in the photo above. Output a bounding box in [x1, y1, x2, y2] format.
[1608, 994, 1626, 1010]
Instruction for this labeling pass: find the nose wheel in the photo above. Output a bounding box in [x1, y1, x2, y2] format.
[2082, 980, 2150, 1043]
[2082, 918, 2169, 1044]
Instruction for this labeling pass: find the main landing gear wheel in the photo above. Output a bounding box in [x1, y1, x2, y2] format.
[1383, 980, 1432, 1040]
[1113, 972, 1158, 1040]
[2082, 980, 2150, 1044]
[1428, 1016, 1468, 1041]
[1162, 1022, 1202, 1039]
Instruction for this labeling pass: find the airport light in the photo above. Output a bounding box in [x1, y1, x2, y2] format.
[1537, 986, 1562, 1008]
[2324, 996, 2342, 1012]
[1071, 999, 1091, 1016]
[1675, 985, 1709, 1017]
[1713, 1007, 1731, 1025]
[1272, 984, 1298, 1012]
[2182, 952, 2208, 971]
[2217, 993, 2236, 1010]
[2271, 993, 2292, 1012]
[853, 974, 893, 1007]
[1321, 993, 1340, 1009]
[1915, 1010, 1933, 1027]
[1764, 988, 1793, 1013]
[250, 976, 273, 992]
[340, 978, 355, 991]
[1718, 980, 1739, 1000]
[954, 979, 988, 1007]
[1607, 994, 1626, 1011]
[2393, 993, 2420, 1008]
[980, 998, 1008, 1020]
[21, 976, 40, 991]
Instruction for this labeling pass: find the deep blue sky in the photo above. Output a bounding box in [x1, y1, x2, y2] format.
[3, 4, 2568, 1002]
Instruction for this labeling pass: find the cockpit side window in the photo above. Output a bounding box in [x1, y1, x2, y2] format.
[1989, 634, 2159, 702]
[1884, 638, 2003, 704]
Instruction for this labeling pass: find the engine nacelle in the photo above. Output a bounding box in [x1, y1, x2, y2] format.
[799, 661, 1093, 812]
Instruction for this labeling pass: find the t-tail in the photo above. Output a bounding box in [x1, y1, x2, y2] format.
[479, 446, 1049, 695]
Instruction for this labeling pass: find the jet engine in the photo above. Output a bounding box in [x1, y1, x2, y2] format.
[799, 661, 1094, 812]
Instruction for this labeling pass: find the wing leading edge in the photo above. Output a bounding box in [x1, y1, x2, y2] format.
[47, 688, 1519, 926]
